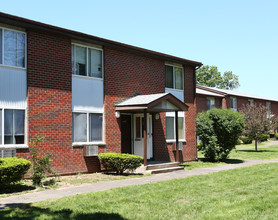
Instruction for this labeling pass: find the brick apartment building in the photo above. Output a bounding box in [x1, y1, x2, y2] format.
[196, 85, 278, 117]
[0, 12, 202, 174]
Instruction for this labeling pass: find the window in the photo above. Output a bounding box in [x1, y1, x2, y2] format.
[266, 102, 271, 118]
[207, 97, 215, 111]
[230, 97, 237, 111]
[166, 116, 185, 140]
[165, 65, 183, 90]
[0, 109, 25, 145]
[72, 112, 103, 143]
[0, 28, 26, 68]
[248, 99, 254, 106]
[72, 44, 103, 78]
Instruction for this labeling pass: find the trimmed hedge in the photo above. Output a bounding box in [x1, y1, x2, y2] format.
[0, 157, 31, 186]
[98, 152, 143, 174]
[259, 134, 270, 142]
[240, 136, 253, 144]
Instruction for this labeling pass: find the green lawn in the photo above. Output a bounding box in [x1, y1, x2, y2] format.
[235, 140, 270, 148]
[230, 145, 278, 160]
[2, 163, 278, 219]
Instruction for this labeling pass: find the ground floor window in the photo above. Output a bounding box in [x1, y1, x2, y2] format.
[0, 109, 25, 145]
[166, 116, 185, 141]
[72, 112, 103, 143]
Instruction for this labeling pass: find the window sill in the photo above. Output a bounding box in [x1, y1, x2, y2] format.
[72, 142, 106, 147]
[72, 74, 103, 81]
[165, 87, 184, 92]
[0, 145, 28, 149]
[166, 139, 186, 144]
[0, 64, 26, 71]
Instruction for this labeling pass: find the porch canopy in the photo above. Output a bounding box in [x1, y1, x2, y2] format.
[115, 93, 188, 166]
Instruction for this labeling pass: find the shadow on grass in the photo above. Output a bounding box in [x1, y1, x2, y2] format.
[0, 183, 35, 196]
[236, 149, 276, 153]
[0, 204, 127, 220]
[198, 157, 244, 164]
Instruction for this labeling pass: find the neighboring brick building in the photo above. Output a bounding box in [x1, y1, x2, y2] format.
[196, 85, 278, 117]
[0, 12, 202, 174]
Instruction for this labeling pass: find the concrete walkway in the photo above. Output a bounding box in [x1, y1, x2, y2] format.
[236, 139, 278, 150]
[1, 158, 278, 209]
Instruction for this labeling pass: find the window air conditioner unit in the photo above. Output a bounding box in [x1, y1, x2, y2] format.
[84, 145, 98, 157]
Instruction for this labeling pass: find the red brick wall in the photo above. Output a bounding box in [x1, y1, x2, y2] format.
[17, 29, 100, 174]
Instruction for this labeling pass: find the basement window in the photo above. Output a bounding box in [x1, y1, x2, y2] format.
[72, 44, 103, 78]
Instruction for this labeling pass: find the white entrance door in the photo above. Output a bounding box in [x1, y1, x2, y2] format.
[133, 114, 153, 159]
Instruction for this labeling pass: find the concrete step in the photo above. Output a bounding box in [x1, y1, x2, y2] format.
[146, 162, 180, 170]
[147, 166, 184, 174]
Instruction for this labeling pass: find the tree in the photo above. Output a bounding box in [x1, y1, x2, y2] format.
[196, 65, 240, 90]
[197, 108, 245, 161]
[241, 104, 278, 152]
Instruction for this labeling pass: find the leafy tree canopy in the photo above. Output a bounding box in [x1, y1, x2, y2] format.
[196, 65, 240, 90]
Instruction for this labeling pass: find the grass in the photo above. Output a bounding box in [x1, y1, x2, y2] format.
[235, 140, 270, 148]
[0, 172, 146, 199]
[2, 163, 278, 219]
[230, 145, 278, 160]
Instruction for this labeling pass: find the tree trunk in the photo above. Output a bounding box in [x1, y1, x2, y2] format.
[255, 139, 258, 152]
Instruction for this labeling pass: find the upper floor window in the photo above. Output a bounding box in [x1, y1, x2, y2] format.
[230, 97, 237, 111]
[165, 65, 183, 90]
[248, 99, 254, 106]
[266, 101, 271, 118]
[207, 97, 215, 111]
[72, 44, 103, 78]
[0, 109, 25, 145]
[0, 28, 26, 68]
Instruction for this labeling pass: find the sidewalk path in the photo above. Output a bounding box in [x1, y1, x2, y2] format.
[236, 140, 278, 150]
[1, 158, 278, 209]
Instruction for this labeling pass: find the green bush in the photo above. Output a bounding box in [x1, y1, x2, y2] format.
[197, 142, 203, 151]
[270, 133, 275, 138]
[258, 134, 270, 142]
[197, 108, 245, 162]
[236, 138, 241, 145]
[0, 157, 31, 186]
[98, 152, 143, 174]
[276, 133, 278, 140]
[240, 136, 253, 144]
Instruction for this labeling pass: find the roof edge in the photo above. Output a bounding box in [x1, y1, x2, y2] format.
[0, 12, 202, 67]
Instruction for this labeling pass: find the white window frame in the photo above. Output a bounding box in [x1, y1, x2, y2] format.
[0, 26, 27, 70]
[207, 97, 215, 111]
[72, 43, 103, 80]
[0, 107, 27, 148]
[72, 111, 105, 146]
[230, 97, 237, 112]
[165, 113, 186, 143]
[165, 64, 184, 91]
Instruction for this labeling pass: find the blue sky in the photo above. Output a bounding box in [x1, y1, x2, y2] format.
[1, 0, 277, 99]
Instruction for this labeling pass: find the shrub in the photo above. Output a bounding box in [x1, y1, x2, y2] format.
[197, 142, 203, 151]
[197, 108, 245, 162]
[240, 136, 253, 144]
[30, 136, 57, 186]
[270, 133, 275, 138]
[0, 157, 31, 186]
[276, 133, 278, 140]
[236, 138, 241, 145]
[258, 134, 270, 142]
[98, 152, 143, 174]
